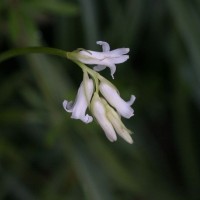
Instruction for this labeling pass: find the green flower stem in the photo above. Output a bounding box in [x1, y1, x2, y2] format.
[0, 47, 67, 63]
[0, 47, 119, 94]
[71, 59, 100, 92]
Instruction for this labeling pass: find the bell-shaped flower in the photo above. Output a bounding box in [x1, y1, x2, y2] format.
[73, 41, 129, 79]
[91, 93, 117, 142]
[99, 81, 135, 119]
[91, 93, 133, 143]
[102, 99, 133, 144]
[63, 73, 94, 124]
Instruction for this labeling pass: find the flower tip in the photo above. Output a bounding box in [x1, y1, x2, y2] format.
[63, 100, 73, 112]
[80, 114, 93, 124]
[128, 138, 134, 144]
[118, 48, 130, 55]
[109, 64, 116, 79]
[122, 55, 129, 62]
[128, 95, 136, 106]
[63, 100, 67, 108]
[122, 131, 134, 144]
[106, 134, 117, 142]
[125, 48, 130, 53]
[96, 41, 103, 45]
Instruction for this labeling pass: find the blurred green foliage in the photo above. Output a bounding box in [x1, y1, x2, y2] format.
[0, 0, 200, 199]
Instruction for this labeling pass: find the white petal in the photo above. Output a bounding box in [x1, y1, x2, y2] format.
[91, 94, 117, 142]
[109, 55, 129, 64]
[93, 65, 106, 71]
[63, 100, 73, 112]
[108, 48, 130, 56]
[79, 50, 105, 62]
[72, 79, 93, 120]
[127, 95, 136, 105]
[107, 63, 116, 79]
[96, 41, 110, 52]
[81, 114, 93, 123]
[99, 82, 135, 118]
[93, 61, 116, 79]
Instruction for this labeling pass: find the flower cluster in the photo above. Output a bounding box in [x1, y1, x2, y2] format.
[63, 41, 135, 144]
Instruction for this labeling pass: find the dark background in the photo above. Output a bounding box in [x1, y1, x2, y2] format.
[0, 0, 200, 199]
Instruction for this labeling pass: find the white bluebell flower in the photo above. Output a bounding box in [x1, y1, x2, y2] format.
[102, 98, 133, 144]
[99, 81, 135, 119]
[63, 73, 94, 123]
[75, 41, 129, 79]
[91, 93, 117, 142]
[91, 93, 133, 143]
[63, 41, 135, 144]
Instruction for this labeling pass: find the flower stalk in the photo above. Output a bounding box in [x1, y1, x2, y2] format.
[63, 41, 135, 143]
[0, 47, 67, 63]
[0, 41, 135, 144]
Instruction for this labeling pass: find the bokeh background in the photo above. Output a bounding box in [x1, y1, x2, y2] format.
[0, 0, 200, 199]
